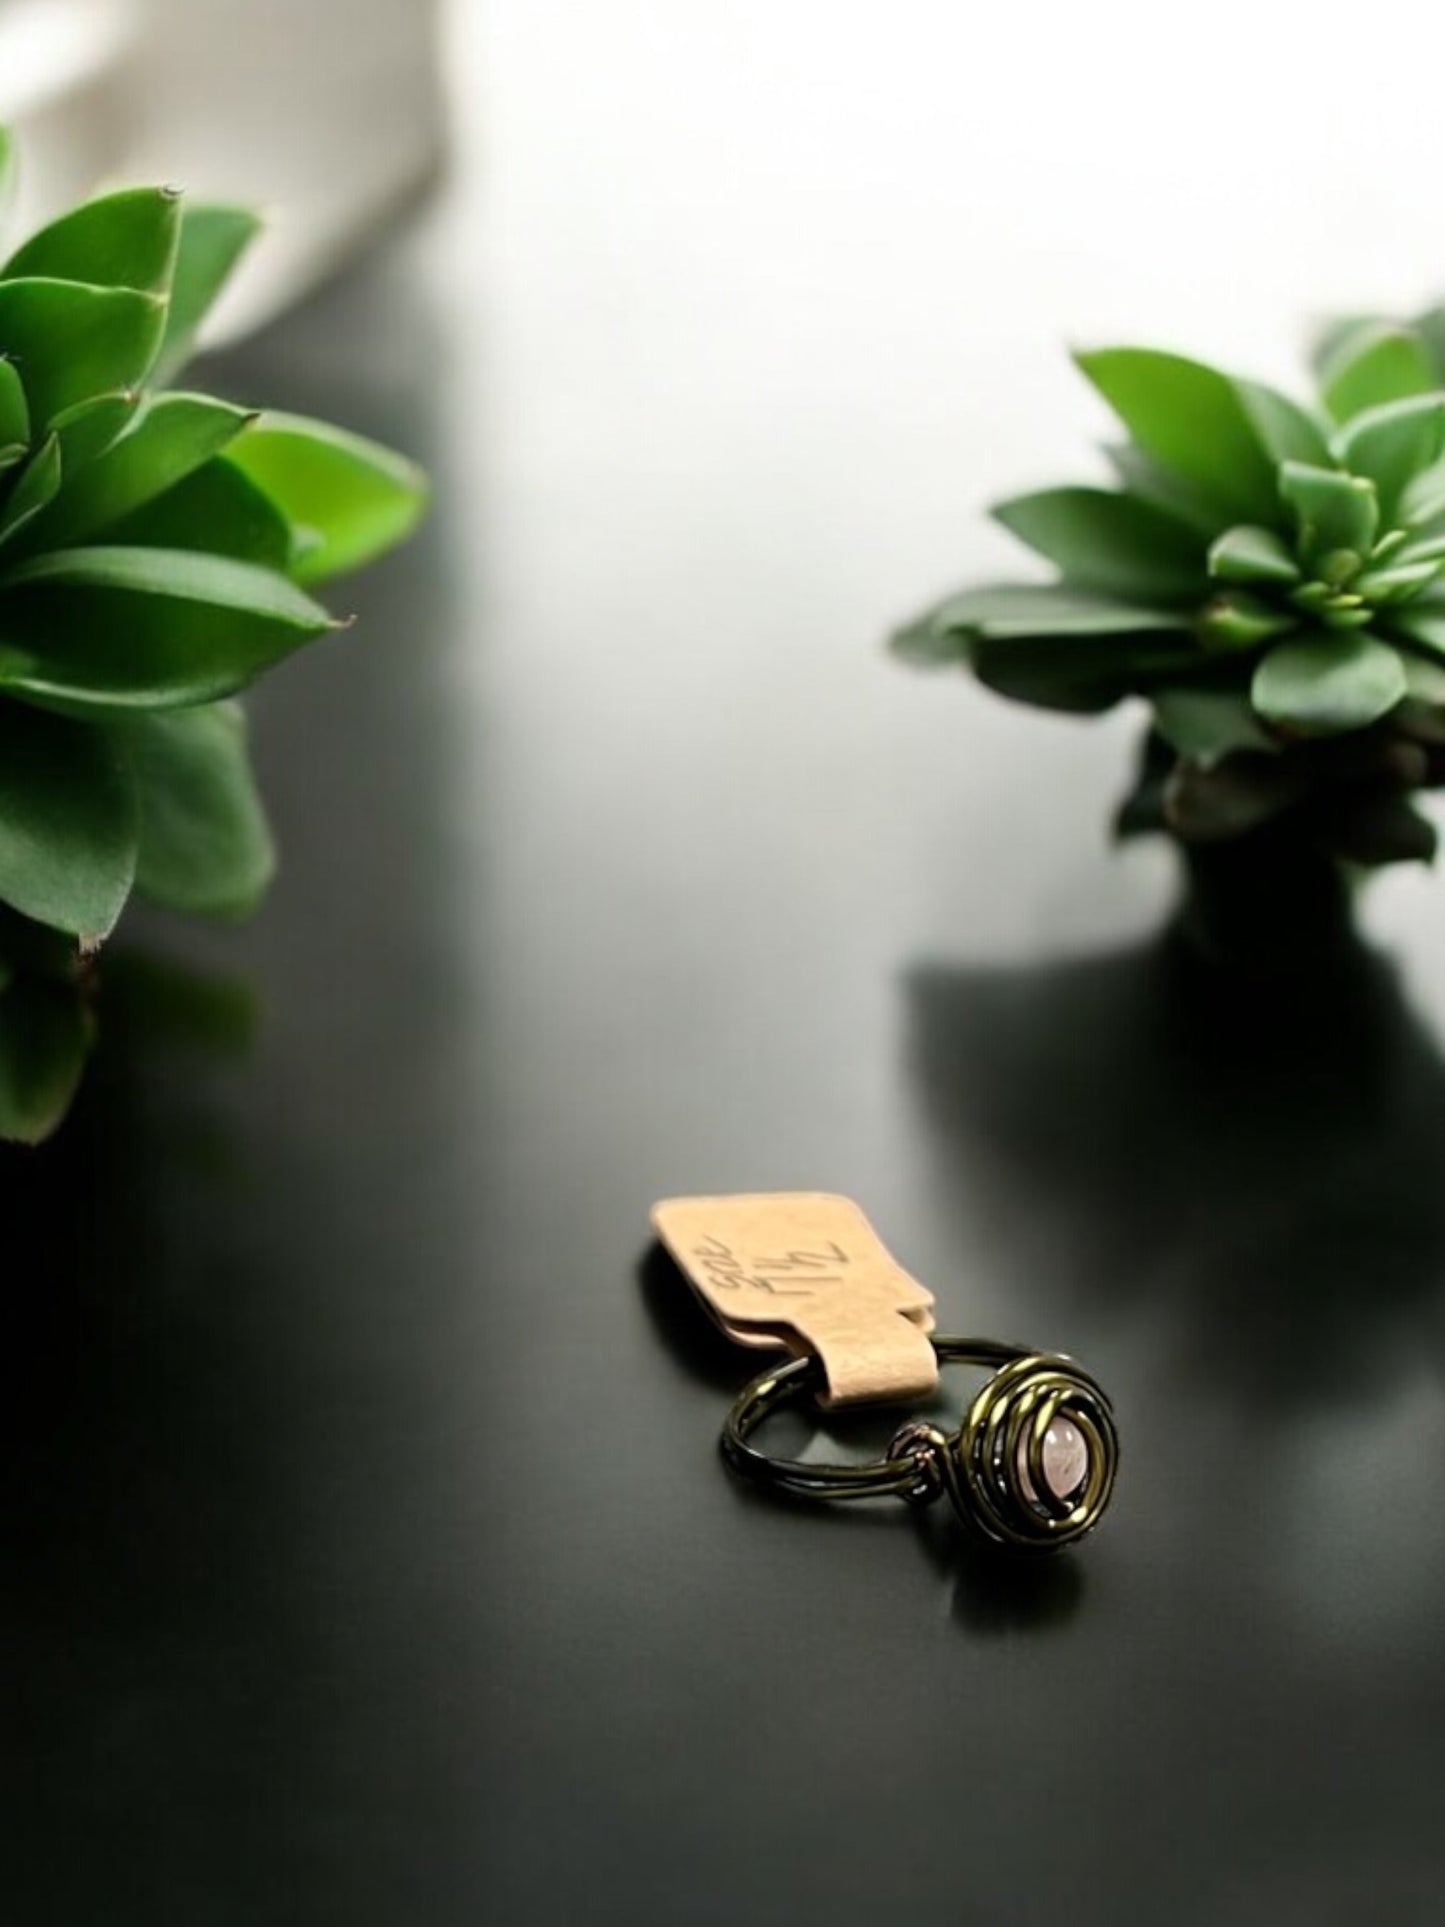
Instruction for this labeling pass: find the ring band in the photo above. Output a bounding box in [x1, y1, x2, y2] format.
[721, 1337, 1118, 1552]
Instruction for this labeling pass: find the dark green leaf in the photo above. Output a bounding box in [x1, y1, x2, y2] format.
[1164, 752, 1310, 841]
[118, 703, 274, 917]
[1319, 324, 1439, 424]
[0, 358, 28, 446]
[227, 413, 429, 584]
[915, 582, 1191, 640]
[1074, 348, 1282, 524]
[0, 279, 165, 425]
[1208, 525, 1300, 586]
[1152, 690, 1277, 763]
[3, 186, 181, 294]
[0, 435, 60, 547]
[1251, 631, 1407, 735]
[1279, 462, 1377, 567]
[104, 456, 293, 568]
[0, 971, 91, 1144]
[28, 393, 253, 549]
[1318, 792, 1437, 867]
[991, 486, 1206, 601]
[1381, 599, 1445, 657]
[0, 546, 340, 714]
[0, 698, 136, 938]
[153, 203, 261, 383]
[1104, 444, 1223, 536]
[1335, 395, 1445, 523]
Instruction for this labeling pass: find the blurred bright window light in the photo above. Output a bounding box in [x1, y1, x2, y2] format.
[0, 0, 133, 117]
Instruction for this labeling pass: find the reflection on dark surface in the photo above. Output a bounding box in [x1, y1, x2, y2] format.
[907, 909, 1445, 1412]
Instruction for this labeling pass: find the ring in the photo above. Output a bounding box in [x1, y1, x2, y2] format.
[721, 1337, 1119, 1552]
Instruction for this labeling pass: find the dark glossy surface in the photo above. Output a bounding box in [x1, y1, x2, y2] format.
[9, 66, 1445, 1927]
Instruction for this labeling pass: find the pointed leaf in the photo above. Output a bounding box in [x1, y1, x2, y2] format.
[1075, 349, 1281, 524]
[1335, 395, 1445, 523]
[0, 699, 136, 937]
[0, 435, 60, 547]
[116, 703, 274, 917]
[0, 279, 165, 425]
[0, 358, 28, 446]
[1236, 381, 1333, 470]
[1319, 323, 1439, 424]
[0, 972, 91, 1145]
[153, 204, 261, 383]
[918, 582, 1191, 641]
[1279, 462, 1377, 567]
[1208, 525, 1301, 586]
[3, 186, 181, 294]
[227, 413, 429, 584]
[51, 391, 141, 473]
[27, 393, 253, 549]
[104, 456, 293, 569]
[1104, 444, 1223, 536]
[1251, 632, 1407, 736]
[0, 546, 339, 714]
[991, 486, 1206, 601]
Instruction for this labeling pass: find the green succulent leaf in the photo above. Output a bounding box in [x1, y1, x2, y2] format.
[153, 203, 261, 383]
[105, 456, 293, 569]
[1075, 349, 1303, 526]
[51, 390, 142, 473]
[1412, 307, 1445, 384]
[1279, 462, 1378, 566]
[1208, 525, 1301, 586]
[0, 435, 61, 547]
[1199, 593, 1299, 651]
[1381, 599, 1445, 657]
[1235, 381, 1333, 471]
[27, 392, 254, 549]
[991, 486, 1206, 602]
[0, 279, 165, 426]
[0, 970, 91, 1145]
[0, 546, 340, 715]
[0, 698, 136, 938]
[1334, 394, 1445, 523]
[227, 414, 430, 585]
[1319, 324, 1439, 424]
[1151, 689, 1277, 763]
[0, 357, 29, 446]
[1251, 631, 1408, 736]
[2, 186, 182, 295]
[1104, 444, 1223, 536]
[117, 703, 275, 918]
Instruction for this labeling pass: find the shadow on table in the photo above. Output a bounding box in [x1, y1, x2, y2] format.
[904, 912, 1445, 1415]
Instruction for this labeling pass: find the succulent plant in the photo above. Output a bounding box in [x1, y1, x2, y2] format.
[894, 300, 1445, 885]
[0, 124, 428, 1142]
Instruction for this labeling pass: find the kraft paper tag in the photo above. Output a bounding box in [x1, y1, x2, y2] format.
[650, 1192, 938, 1408]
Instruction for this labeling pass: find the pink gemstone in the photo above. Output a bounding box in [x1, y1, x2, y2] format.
[1016, 1417, 1089, 1505]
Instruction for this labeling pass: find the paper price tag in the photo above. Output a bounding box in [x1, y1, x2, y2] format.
[651, 1192, 938, 1407]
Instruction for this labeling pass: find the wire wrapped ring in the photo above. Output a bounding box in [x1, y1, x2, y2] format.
[721, 1337, 1118, 1552]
